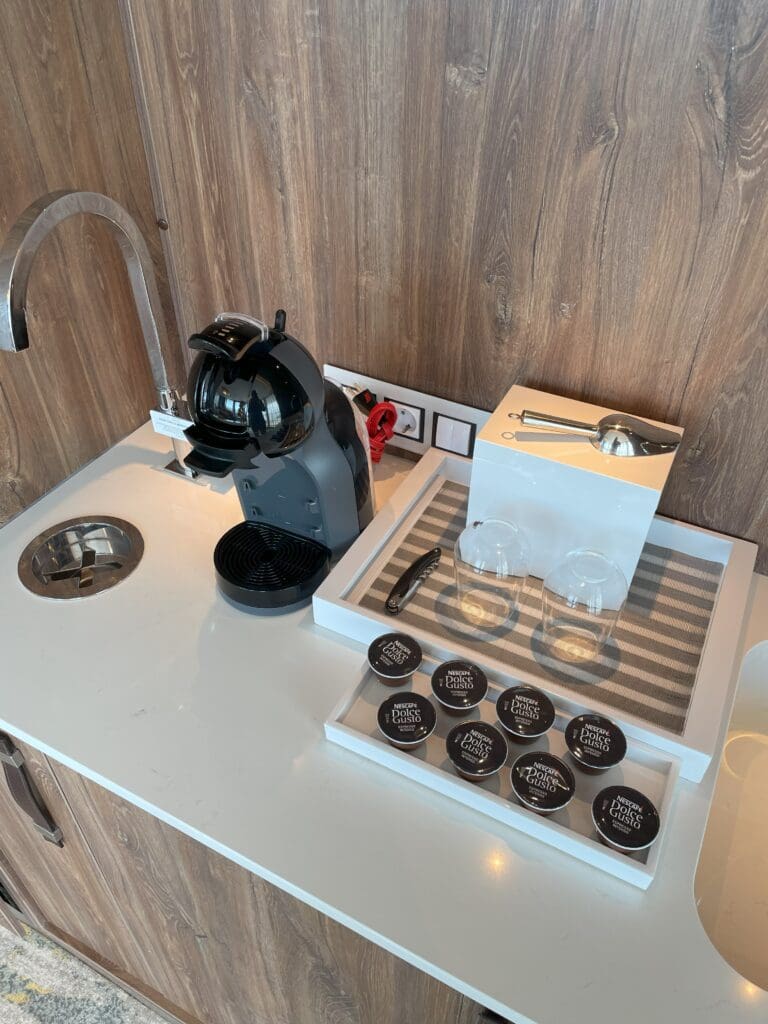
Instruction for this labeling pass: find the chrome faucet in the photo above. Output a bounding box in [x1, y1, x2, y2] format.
[0, 190, 193, 473]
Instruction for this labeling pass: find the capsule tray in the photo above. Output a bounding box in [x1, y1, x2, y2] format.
[325, 658, 680, 888]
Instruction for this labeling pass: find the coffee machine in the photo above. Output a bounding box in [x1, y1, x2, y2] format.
[184, 311, 373, 611]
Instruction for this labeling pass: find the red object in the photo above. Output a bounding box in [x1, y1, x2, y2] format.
[366, 401, 397, 463]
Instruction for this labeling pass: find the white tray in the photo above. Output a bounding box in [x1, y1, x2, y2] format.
[325, 659, 680, 888]
[314, 449, 757, 782]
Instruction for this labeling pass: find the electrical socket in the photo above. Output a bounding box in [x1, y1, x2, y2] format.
[323, 364, 491, 458]
[385, 398, 424, 442]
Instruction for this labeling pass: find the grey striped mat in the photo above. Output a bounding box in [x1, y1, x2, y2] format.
[360, 482, 723, 734]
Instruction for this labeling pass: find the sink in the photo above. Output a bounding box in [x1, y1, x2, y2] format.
[17, 516, 143, 599]
[695, 640, 768, 991]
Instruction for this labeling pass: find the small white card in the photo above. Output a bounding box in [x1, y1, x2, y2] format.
[150, 409, 194, 441]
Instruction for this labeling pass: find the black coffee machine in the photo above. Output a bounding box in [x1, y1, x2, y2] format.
[184, 311, 373, 611]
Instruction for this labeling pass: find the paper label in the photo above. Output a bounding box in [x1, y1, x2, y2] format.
[150, 409, 194, 441]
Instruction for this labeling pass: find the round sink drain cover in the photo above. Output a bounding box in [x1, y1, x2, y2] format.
[18, 516, 143, 599]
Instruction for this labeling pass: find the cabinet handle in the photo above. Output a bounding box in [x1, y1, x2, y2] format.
[0, 734, 63, 846]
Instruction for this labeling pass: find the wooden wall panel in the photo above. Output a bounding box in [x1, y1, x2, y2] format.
[125, 0, 768, 569]
[0, 0, 180, 524]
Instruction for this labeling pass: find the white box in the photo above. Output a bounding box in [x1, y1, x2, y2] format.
[466, 386, 682, 583]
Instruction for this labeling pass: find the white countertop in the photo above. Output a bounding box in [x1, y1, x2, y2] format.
[0, 423, 765, 1024]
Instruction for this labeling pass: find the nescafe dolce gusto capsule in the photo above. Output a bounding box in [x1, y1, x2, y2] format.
[510, 751, 575, 815]
[446, 721, 507, 782]
[592, 785, 660, 853]
[377, 693, 436, 750]
[431, 661, 488, 716]
[496, 685, 555, 743]
[367, 632, 423, 686]
[565, 714, 627, 773]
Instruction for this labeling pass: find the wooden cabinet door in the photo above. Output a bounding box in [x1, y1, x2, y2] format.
[0, 733, 207, 1022]
[51, 756, 480, 1024]
[0, 732, 133, 965]
[0, 848, 31, 937]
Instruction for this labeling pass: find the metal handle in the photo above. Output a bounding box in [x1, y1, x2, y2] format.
[0, 734, 63, 846]
[520, 409, 597, 437]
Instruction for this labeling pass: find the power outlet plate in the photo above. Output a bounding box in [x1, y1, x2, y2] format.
[385, 398, 425, 443]
[324, 365, 490, 458]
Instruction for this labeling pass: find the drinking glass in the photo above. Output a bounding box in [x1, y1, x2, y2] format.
[454, 519, 530, 628]
[541, 549, 627, 663]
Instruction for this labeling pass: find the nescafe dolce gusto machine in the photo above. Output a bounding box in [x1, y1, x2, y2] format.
[184, 311, 373, 611]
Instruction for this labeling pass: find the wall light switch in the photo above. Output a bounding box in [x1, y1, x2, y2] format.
[433, 413, 476, 457]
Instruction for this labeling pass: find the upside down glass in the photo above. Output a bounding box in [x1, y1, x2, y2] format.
[541, 549, 628, 663]
[454, 519, 531, 628]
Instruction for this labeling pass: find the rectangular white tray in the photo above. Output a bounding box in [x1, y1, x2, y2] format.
[325, 659, 680, 888]
[314, 449, 757, 782]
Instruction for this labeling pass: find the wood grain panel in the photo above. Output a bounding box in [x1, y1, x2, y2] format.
[0, 0, 180, 524]
[53, 758, 479, 1024]
[0, 735, 211, 1023]
[0, 736, 135, 969]
[0, 848, 35, 937]
[126, 0, 768, 569]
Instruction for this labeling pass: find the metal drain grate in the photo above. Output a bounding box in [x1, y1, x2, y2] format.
[18, 517, 144, 599]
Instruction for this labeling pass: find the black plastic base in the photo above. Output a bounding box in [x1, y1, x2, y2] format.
[213, 521, 331, 611]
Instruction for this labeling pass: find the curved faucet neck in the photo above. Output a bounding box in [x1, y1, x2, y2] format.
[0, 190, 181, 415]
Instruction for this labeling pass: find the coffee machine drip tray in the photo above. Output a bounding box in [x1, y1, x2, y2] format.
[213, 521, 330, 611]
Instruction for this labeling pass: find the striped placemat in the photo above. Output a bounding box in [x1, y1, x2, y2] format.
[359, 482, 723, 734]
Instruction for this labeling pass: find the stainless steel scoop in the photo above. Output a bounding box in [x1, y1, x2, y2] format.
[519, 409, 681, 457]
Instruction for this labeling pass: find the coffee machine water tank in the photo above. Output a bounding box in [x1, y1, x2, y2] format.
[184, 310, 373, 611]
